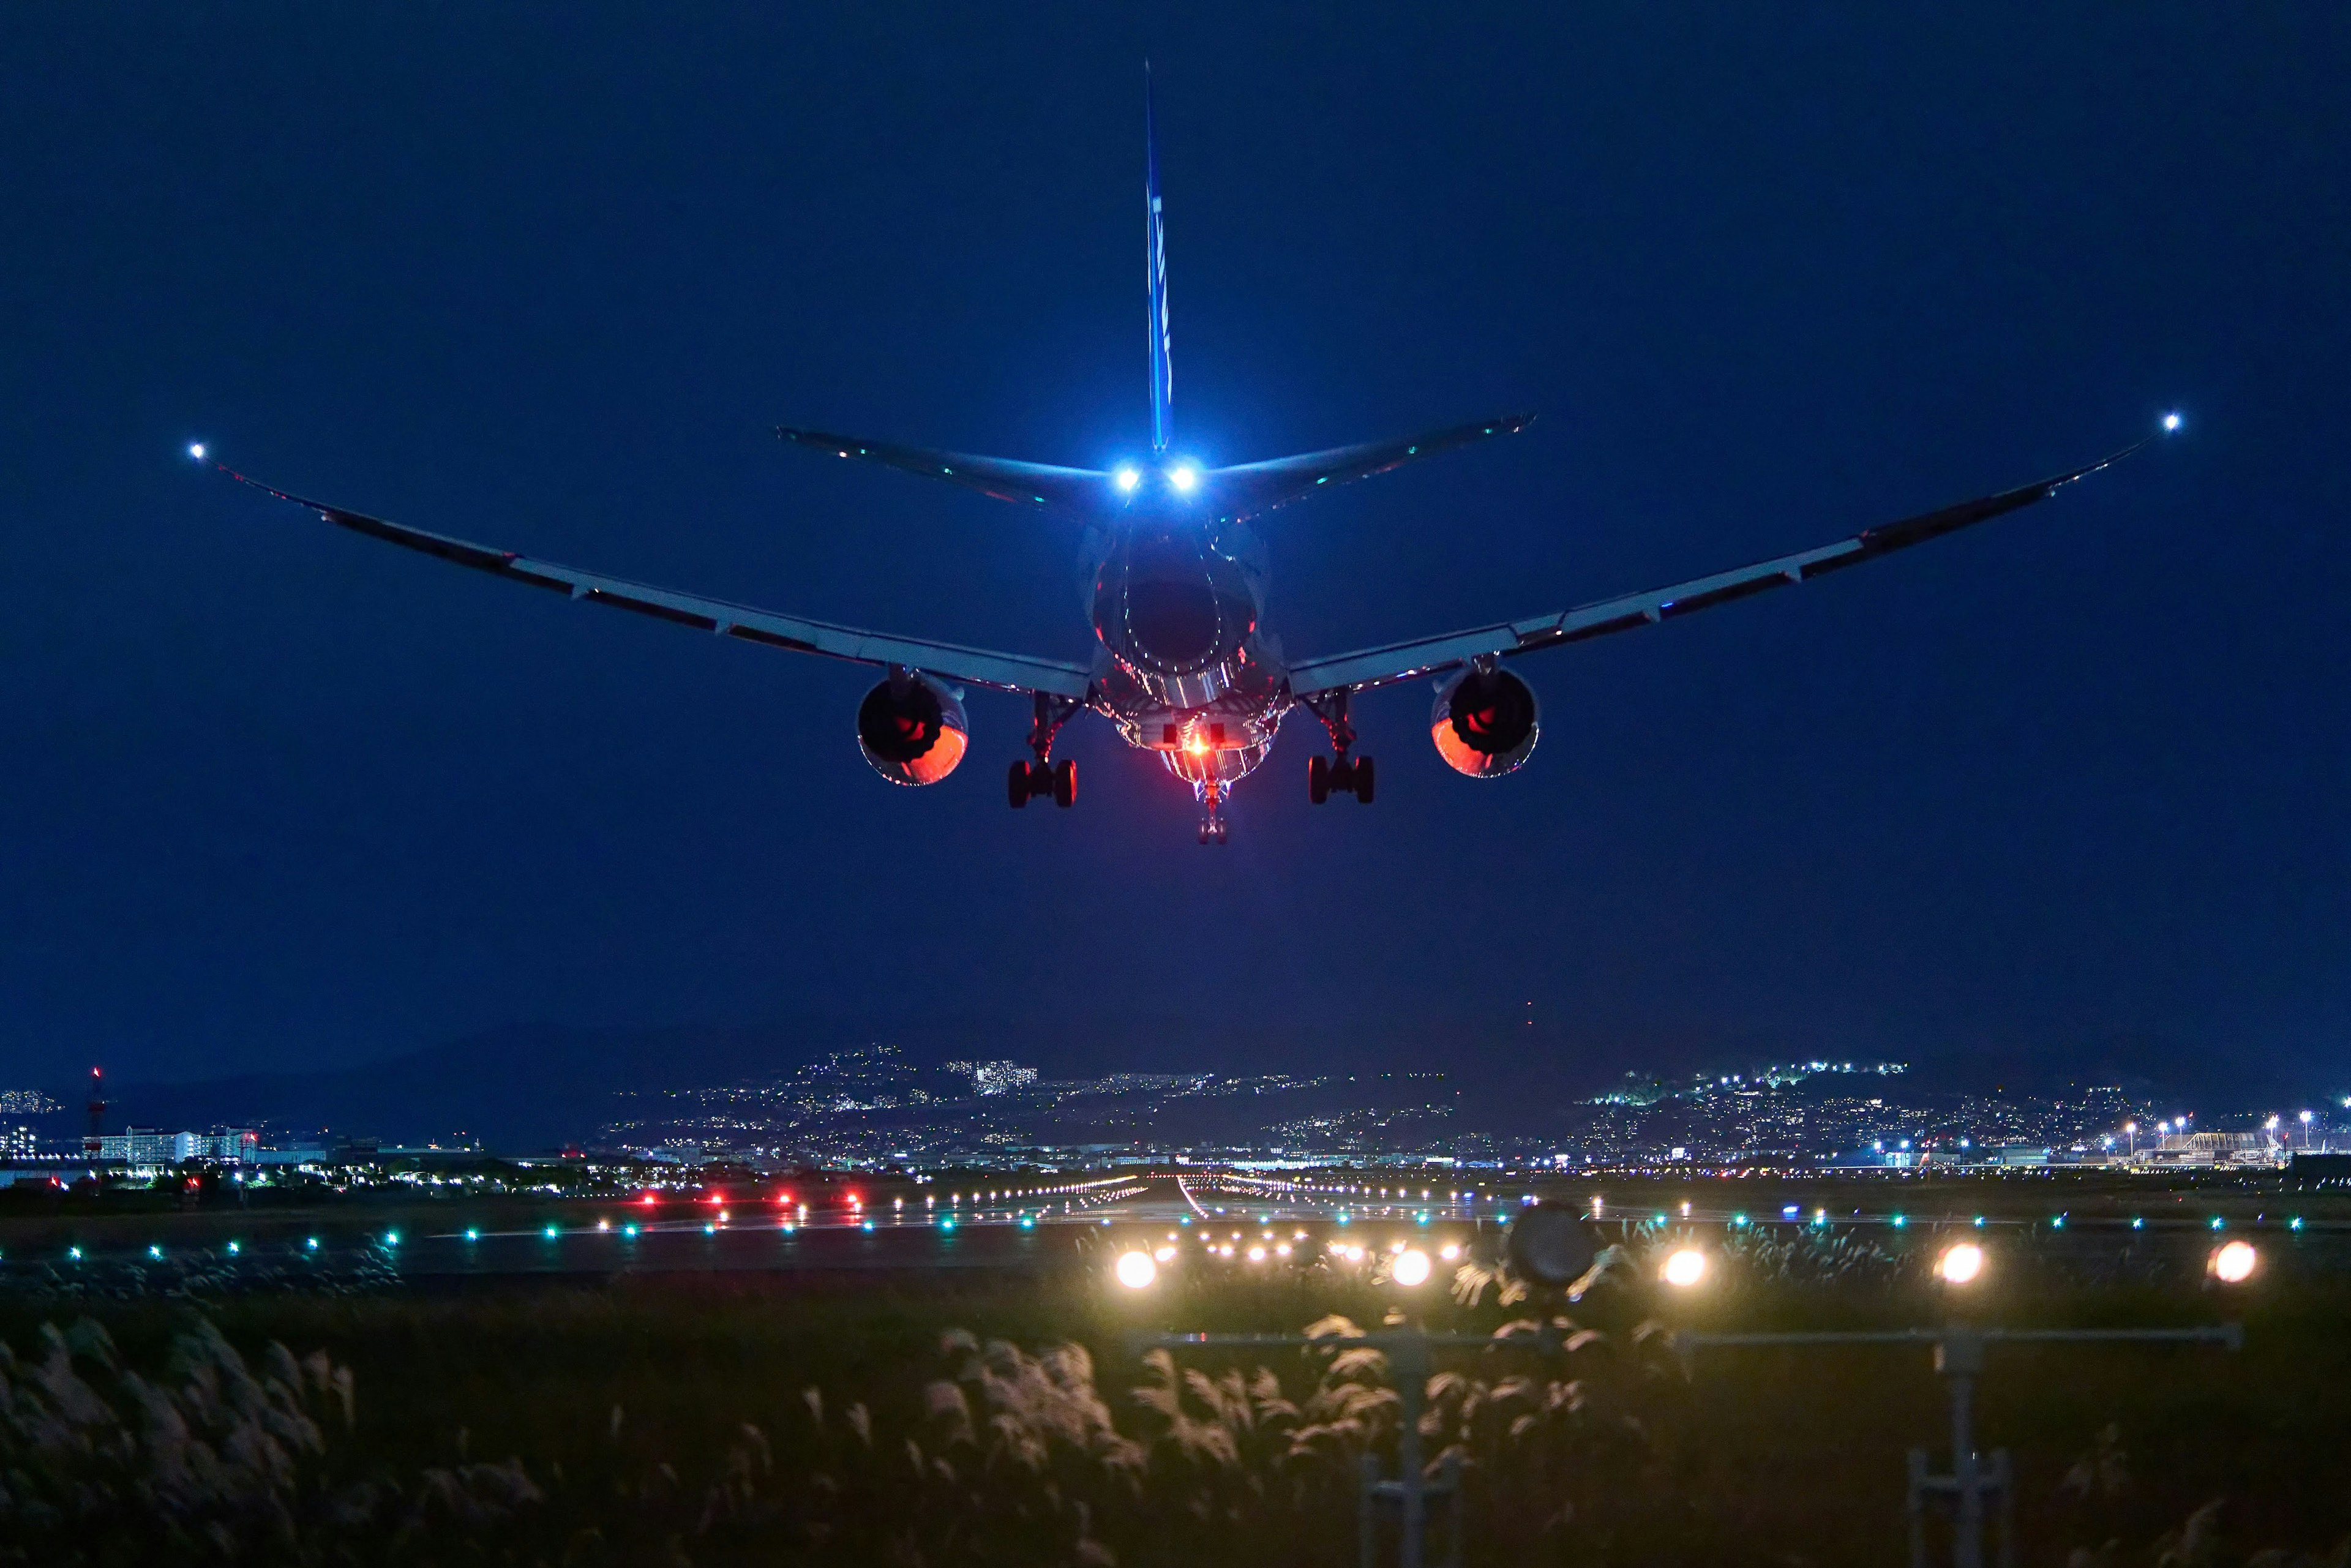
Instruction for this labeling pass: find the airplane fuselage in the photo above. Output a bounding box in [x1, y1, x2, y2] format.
[1080, 481, 1288, 796]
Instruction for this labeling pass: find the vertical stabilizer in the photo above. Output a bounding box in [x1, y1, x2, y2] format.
[1145, 63, 1172, 453]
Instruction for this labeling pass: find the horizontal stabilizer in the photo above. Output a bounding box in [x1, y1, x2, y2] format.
[1205, 414, 1533, 521]
[777, 427, 1108, 511]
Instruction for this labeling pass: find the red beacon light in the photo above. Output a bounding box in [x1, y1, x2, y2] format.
[640, 1193, 658, 1207]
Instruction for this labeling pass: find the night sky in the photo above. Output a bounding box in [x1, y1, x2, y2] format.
[4, 7, 2346, 1095]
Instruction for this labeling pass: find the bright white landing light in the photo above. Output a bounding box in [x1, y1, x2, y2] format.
[2162, 412, 2183, 432]
[1114, 1250, 1157, 1289]
[188, 443, 206, 460]
[1114, 467, 1141, 492]
[1661, 1247, 1708, 1288]
[1390, 1247, 1432, 1287]
[1168, 464, 1199, 493]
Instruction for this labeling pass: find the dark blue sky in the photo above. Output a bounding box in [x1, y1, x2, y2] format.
[4, 7, 2345, 1093]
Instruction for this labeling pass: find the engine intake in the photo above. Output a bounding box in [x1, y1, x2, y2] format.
[1430, 666, 1539, 778]
[857, 673, 968, 786]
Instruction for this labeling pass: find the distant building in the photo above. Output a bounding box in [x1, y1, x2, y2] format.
[968, 1062, 1038, 1095]
[1, 1124, 38, 1158]
[96, 1128, 258, 1165]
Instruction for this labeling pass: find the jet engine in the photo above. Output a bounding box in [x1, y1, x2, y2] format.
[1430, 665, 1539, 778]
[856, 673, 969, 786]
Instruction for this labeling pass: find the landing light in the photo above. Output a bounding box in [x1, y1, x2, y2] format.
[1391, 1247, 1432, 1287]
[2211, 1239, 2257, 1283]
[1116, 1250, 1158, 1288]
[1168, 463, 1199, 493]
[2162, 412, 2183, 433]
[1661, 1247, 1708, 1288]
[187, 442, 206, 460]
[1937, 1242, 1985, 1285]
[1115, 467, 1141, 492]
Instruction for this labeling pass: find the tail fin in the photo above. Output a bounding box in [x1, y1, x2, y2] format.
[1146, 62, 1172, 454]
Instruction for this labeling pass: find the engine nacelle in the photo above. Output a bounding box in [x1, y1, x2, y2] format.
[856, 673, 969, 786]
[1430, 666, 1539, 778]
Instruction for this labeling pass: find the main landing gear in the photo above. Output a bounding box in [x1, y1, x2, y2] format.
[1009, 692, 1081, 810]
[1307, 752, 1374, 805]
[1009, 757, 1076, 808]
[1302, 689, 1374, 806]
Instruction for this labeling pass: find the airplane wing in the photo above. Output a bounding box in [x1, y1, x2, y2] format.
[1284, 433, 2159, 699]
[210, 465, 1095, 699]
[1206, 415, 1534, 522]
[776, 426, 1109, 511]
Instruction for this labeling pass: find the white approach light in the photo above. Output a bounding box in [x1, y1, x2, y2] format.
[1391, 1247, 1433, 1287]
[1114, 467, 1141, 492]
[1937, 1242, 1985, 1285]
[1167, 463, 1199, 493]
[2211, 1239, 2257, 1283]
[1114, 1250, 1157, 1289]
[1661, 1247, 1709, 1288]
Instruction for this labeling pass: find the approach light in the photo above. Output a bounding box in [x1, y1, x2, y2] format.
[1114, 467, 1141, 493]
[1116, 1249, 1158, 1288]
[2211, 1239, 2257, 1283]
[226, 1240, 241, 1255]
[1168, 463, 1199, 493]
[187, 442, 206, 460]
[1937, 1242, 1985, 1285]
[2162, 412, 2183, 433]
[1391, 1247, 1433, 1287]
[1660, 1247, 1708, 1288]
[465, 1228, 479, 1242]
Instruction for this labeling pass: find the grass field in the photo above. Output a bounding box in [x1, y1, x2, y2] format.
[3, 1172, 2347, 1566]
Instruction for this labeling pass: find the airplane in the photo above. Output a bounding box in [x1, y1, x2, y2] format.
[197, 71, 2175, 844]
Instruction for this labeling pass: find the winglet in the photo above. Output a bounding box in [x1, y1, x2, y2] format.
[1145, 61, 1172, 455]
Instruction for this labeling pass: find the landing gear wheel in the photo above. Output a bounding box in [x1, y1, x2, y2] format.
[1308, 754, 1330, 805]
[1007, 760, 1033, 809]
[1353, 756, 1376, 804]
[1051, 758, 1077, 808]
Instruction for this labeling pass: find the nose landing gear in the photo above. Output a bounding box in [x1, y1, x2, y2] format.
[1198, 779, 1229, 844]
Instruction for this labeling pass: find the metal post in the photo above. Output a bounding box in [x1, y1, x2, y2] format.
[1359, 1451, 1378, 1568]
[1906, 1448, 1929, 1568]
[1392, 1330, 1429, 1568]
[1676, 1323, 2240, 1568]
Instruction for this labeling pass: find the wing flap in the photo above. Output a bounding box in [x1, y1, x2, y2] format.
[1285, 432, 2158, 698]
[217, 465, 1094, 699]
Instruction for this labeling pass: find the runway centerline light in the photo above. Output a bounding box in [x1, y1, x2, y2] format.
[1937, 1242, 1985, 1285]
[1661, 1247, 1708, 1288]
[1391, 1247, 1433, 1287]
[2211, 1239, 2257, 1283]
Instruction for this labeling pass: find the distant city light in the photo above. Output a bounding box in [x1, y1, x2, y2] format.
[1937, 1243, 1985, 1285]
[2211, 1239, 2257, 1283]
[1661, 1248, 1708, 1288]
